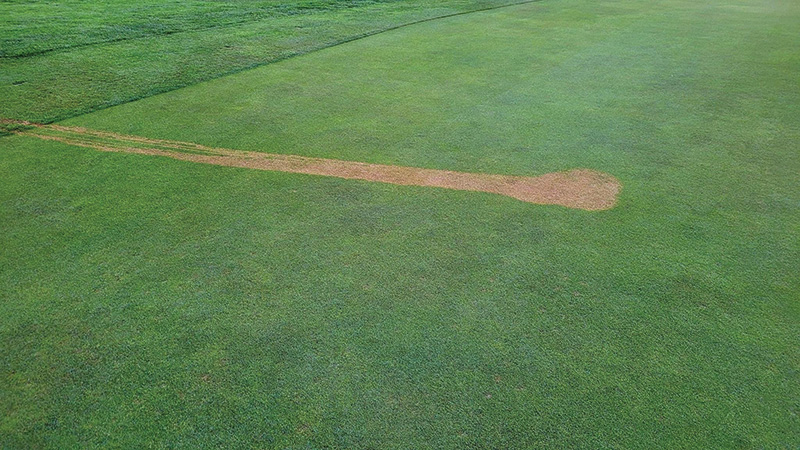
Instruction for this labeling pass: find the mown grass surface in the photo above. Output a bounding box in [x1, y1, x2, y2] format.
[1, 0, 799, 447]
[1, 0, 402, 57]
[0, 0, 528, 123]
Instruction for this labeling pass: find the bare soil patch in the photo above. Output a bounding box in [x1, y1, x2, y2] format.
[8, 121, 621, 210]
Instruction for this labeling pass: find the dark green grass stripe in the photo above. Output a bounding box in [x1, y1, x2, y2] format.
[1, 0, 540, 125]
[0, 0, 541, 60]
[3, 0, 539, 60]
[2, 0, 538, 62]
[2, 0, 426, 59]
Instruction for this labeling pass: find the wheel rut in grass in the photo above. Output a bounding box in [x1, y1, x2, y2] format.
[6, 120, 621, 210]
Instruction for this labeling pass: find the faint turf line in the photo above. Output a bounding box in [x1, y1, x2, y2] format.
[1, 1, 415, 59]
[268, 0, 543, 62]
[3, 27, 227, 59]
[5, 120, 620, 210]
[2, 0, 540, 60]
[2, 0, 541, 124]
[1, 2, 401, 58]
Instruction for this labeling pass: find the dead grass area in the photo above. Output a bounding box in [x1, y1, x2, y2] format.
[7, 120, 621, 210]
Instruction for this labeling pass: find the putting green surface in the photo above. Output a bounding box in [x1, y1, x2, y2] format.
[1, 0, 798, 447]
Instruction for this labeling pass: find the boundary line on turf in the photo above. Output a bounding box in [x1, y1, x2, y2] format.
[2, 0, 541, 59]
[2, 0, 542, 124]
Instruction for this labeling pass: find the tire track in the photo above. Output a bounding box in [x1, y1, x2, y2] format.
[6, 120, 621, 210]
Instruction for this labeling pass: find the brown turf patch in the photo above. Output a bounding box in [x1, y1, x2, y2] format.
[6, 120, 621, 210]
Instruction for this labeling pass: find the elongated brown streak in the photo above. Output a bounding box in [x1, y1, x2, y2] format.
[5, 120, 621, 210]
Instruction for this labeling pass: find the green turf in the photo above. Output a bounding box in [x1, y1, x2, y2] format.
[1, 0, 404, 57]
[1, 0, 799, 447]
[0, 0, 528, 123]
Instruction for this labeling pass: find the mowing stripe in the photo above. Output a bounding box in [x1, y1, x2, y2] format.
[2, 1, 542, 59]
[6, 121, 621, 210]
